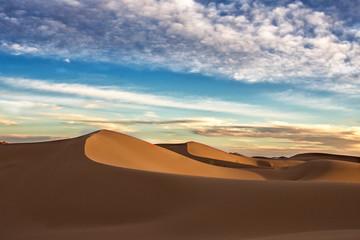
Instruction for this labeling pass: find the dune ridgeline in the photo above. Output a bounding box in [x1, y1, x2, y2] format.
[1, 129, 360, 240]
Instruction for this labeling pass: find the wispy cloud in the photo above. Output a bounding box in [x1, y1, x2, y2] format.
[1, 43, 38, 54]
[310, 81, 360, 96]
[0, 89, 142, 112]
[144, 111, 158, 118]
[45, 113, 107, 122]
[15, 116, 38, 121]
[45, 113, 135, 133]
[1, 0, 359, 90]
[65, 118, 209, 127]
[193, 121, 360, 152]
[64, 121, 135, 133]
[0, 134, 66, 143]
[0, 77, 297, 119]
[45, 112, 218, 132]
[0, 100, 62, 110]
[0, 116, 17, 126]
[271, 90, 351, 111]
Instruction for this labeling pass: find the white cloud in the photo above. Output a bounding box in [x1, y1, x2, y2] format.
[271, 90, 351, 111]
[61, 0, 82, 7]
[0, 100, 62, 110]
[45, 113, 106, 122]
[312, 81, 360, 96]
[0, 77, 299, 119]
[144, 111, 158, 118]
[1, 0, 360, 89]
[0, 89, 151, 116]
[83, 103, 100, 109]
[65, 120, 135, 133]
[45, 113, 135, 133]
[1, 43, 38, 54]
[64, 58, 70, 63]
[159, 117, 235, 130]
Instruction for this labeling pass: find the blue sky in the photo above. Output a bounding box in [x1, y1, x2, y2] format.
[1, 0, 360, 156]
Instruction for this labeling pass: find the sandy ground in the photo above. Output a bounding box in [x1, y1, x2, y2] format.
[1, 129, 360, 240]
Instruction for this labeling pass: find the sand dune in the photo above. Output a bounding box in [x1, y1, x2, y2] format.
[1, 129, 360, 240]
[158, 141, 302, 168]
[274, 159, 360, 182]
[290, 152, 360, 163]
[158, 141, 259, 166]
[85, 130, 264, 180]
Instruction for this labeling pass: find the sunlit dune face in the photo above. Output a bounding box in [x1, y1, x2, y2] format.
[84, 130, 266, 180]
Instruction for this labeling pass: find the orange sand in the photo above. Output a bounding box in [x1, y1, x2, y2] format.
[1, 129, 359, 240]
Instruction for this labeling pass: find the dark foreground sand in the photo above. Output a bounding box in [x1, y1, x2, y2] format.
[1, 130, 360, 240]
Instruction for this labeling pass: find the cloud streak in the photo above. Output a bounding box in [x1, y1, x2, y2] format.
[0, 100, 62, 110]
[271, 90, 351, 111]
[45, 113, 135, 133]
[63, 119, 209, 133]
[1, 0, 359, 89]
[0, 116, 17, 126]
[0, 77, 297, 119]
[0, 134, 66, 143]
[193, 122, 360, 152]
[45, 112, 231, 133]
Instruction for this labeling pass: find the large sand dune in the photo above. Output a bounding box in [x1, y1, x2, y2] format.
[1, 129, 360, 240]
[85, 130, 264, 180]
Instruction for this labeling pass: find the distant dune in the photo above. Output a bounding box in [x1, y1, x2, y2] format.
[157, 141, 261, 168]
[1, 129, 360, 240]
[289, 152, 360, 163]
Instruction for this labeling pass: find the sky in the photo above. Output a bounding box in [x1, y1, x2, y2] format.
[1, 0, 360, 157]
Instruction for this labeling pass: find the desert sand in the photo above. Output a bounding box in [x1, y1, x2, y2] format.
[1, 129, 360, 240]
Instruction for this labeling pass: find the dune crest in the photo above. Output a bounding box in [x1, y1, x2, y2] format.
[159, 141, 303, 169]
[84, 130, 264, 180]
[290, 152, 360, 163]
[187, 141, 255, 163]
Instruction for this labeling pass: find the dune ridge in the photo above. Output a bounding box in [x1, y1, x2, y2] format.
[1, 129, 360, 240]
[85, 130, 264, 180]
[290, 152, 360, 163]
[158, 141, 303, 168]
[157, 140, 360, 183]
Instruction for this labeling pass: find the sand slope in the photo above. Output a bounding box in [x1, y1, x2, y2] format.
[274, 159, 360, 182]
[159, 141, 303, 168]
[85, 130, 264, 180]
[1, 129, 360, 240]
[158, 141, 259, 166]
[290, 152, 360, 163]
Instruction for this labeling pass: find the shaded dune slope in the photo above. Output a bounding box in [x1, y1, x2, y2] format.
[156, 140, 360, 182]
[1, 130, 360, 240]
[158, 141, 302, 168]
[290, 152, 360, 163]
[275, 159, 360, 182]
[157, 142, 260, 168]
